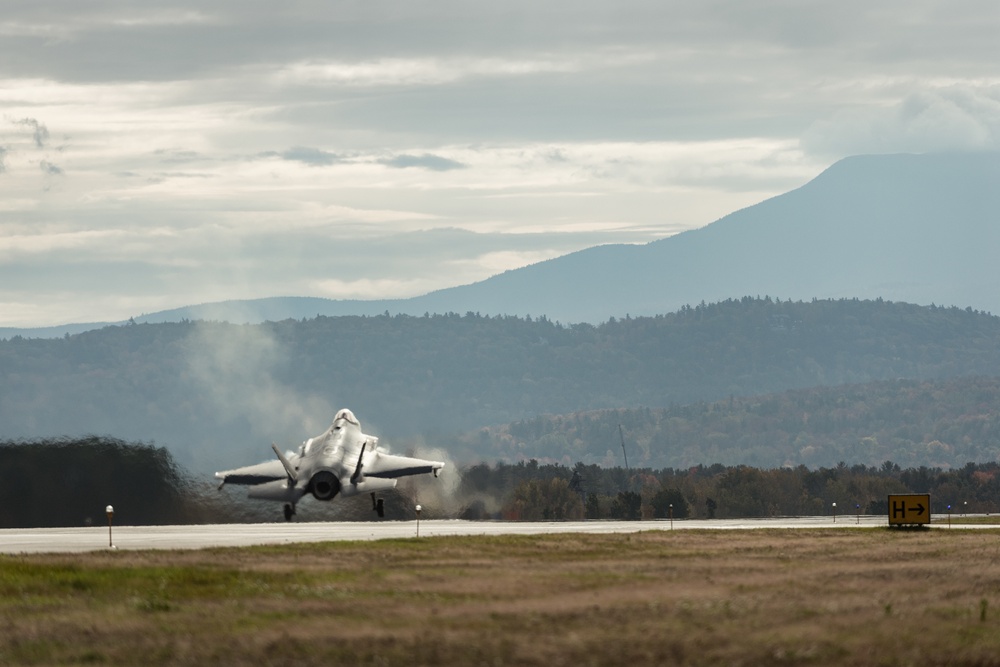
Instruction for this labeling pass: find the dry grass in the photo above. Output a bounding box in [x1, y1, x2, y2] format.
[3, 529, 1000, 665]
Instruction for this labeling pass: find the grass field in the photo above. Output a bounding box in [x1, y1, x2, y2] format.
[2, 528, 1000, 666]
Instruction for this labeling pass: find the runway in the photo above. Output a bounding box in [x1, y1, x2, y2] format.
[0, 513, 954, 554]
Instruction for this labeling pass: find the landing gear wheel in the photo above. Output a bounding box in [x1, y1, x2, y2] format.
[283, 503, 296, 522]
[371, 492, 385, 518]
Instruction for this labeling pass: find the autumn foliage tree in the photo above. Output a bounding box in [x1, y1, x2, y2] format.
[502, 478, 585, 521]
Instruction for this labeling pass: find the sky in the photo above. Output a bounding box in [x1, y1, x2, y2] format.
[2, 1, 1000, 327]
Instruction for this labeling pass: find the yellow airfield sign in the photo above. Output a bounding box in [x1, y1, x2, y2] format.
[887, 494, 931, 525]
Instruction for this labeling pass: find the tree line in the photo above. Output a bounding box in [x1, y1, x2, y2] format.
[455, 459, 1000, 522]
[4, 438, 998, 527]
[0, 437, 190, 528]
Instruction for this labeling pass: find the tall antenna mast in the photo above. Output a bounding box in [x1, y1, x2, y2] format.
[618, 423, 630, 472]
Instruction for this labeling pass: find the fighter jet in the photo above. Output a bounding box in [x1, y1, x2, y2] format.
[215, 408, 445, 521]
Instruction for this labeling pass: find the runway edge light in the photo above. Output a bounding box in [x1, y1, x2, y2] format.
[105, 505, 116, 549]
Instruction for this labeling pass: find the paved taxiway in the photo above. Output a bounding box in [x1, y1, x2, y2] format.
[3, 514, 970, 554]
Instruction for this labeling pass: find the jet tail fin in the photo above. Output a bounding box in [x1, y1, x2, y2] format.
[271, 443, 298, 483]
[350, 440, 368, 485]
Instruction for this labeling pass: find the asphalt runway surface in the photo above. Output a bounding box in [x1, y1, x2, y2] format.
[3, 514, 976, 554]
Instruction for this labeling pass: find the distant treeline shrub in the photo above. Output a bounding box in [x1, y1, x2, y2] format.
[7, 438, 1000, 527]
[0, 437, 191, 528]
[459, 459, 1000, 521]
[457, 375, 1000, 470]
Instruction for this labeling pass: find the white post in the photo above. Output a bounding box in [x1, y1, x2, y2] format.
[105, 505, 115, 549]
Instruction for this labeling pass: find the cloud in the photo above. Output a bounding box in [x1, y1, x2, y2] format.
[0, 229, 122, 259]
[381, 154, 466, 171]
[268, 146, 345, 166]
[15, 117, 49, 148]
[802, 86, 1000, 157]
[0, 20, 72, 40]
[39, 160, 63, 176]
[273, 55, 585, 88]
[108, 10, 217, 28]
[4, 2, 1000, 328]
[0, 10, 214, 40]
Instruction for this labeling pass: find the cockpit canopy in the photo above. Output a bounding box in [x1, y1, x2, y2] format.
[333, 408, 360, 428]
[303, 409, 362, 455]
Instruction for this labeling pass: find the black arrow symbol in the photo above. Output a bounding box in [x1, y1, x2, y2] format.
[913, 503, 926, 515]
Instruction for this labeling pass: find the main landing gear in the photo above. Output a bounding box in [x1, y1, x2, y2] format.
[282, 497, 384, 521]
[371, 492, 385, 518]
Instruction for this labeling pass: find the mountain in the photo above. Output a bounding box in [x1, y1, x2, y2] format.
[3, 151, 998, 339]
[405, 151, 1000, 321]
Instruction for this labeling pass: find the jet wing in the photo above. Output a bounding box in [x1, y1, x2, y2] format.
[215, 458, 289, 486]
[362, 452, 445, 479]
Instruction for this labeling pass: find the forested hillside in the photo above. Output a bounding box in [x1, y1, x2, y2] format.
[452, 376, 1000, 470]
[2, 298, 1000, 472]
